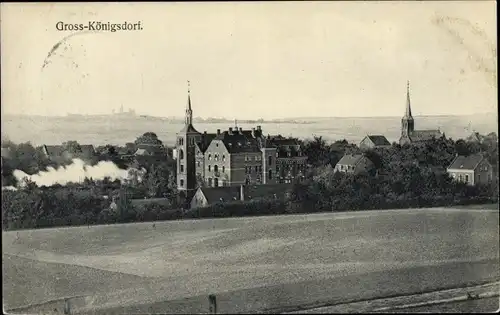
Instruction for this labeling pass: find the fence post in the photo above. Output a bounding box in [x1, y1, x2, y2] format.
[64, 298, 71, 315]
[208, 294, 217, 314]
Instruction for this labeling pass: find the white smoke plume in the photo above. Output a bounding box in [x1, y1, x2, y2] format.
[2, 186, 18, 191]
[12, 158, 146, 188]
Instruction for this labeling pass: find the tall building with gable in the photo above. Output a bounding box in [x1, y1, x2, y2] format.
[399, 81, 443, 145]
[176, 82, 202, 201]
[175, 83, 307, 203]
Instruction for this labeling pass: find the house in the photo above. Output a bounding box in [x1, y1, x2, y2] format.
[268, 135, 307, 183]
[41, 144, 96, 161]
[334, 154, 375, 175]
[190, 183, 293, 208]
[190, 186, 241, 208]
[134, 144, 166, 156]
[359, 135, 391, 150]
[446, 153, 493, 185]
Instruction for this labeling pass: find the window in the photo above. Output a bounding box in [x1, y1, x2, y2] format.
[222, 155, 226, 161]
[465, 174, 469, 183]
[458, 174, 463, 181]
[215, 154, 219, 161]
[197, 161, 200, 167]
[245, 155, 248, 161]
[478, 174, 481, 182]
[268, 156, 273, 166]
[222, 166, 225, 172]
[214, 165, 219, 172]
[180, 165, 184, 173]
[268, 170, 273, 180]
[259, 166, 262, 172]
[222, 180, 227, 186]
[178, 138, 184, 145]
[208, 154, 212, 161]
[254, 156, 257, 161]
[180, 179, 184, 187]
[208, 178, 212, 187]
[179, 149, 184, 160]
[208, 165, 211, 172]
[255, 166, 258, 172]
[245, 177, 250, 184]
[214, 178, 219, 187]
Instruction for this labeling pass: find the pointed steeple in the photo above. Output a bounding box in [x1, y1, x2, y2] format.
[185, 80, 193, 125]
[405, 80, 413, 118]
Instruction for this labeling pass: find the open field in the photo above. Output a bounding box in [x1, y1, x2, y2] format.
[3, 207, 499, 313]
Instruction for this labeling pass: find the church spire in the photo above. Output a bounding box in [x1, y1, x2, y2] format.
[405, 80, 413, 118]
[185, 80, 193, 125]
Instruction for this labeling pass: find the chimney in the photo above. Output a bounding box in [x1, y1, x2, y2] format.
[228, 127, 233, 135]
[257, 125, 262, 131]
[240, 185, 245, 201]
[204, 131, 207, 135]
[251, 128, 256, 137]
[217, 129, 221, 135]
[239, 127, 243, 133]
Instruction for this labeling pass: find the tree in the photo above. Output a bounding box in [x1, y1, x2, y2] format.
[135, 132, 163, 146]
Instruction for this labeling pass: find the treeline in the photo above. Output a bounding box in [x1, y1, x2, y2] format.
[1, 132, 499, 231]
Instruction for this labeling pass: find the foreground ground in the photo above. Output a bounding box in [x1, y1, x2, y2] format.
[3, 206, 499, 313]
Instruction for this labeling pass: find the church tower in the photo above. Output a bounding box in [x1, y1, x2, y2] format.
[399, 81, 415, 145]
[176, 81, 201, 203]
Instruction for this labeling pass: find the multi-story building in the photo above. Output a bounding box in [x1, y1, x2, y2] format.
[399, 81, 443, 145]
[175, 85, 307, 202]
[268, 135, 307, 183]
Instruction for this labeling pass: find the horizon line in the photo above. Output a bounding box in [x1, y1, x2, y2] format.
[3, 112, 498, 120]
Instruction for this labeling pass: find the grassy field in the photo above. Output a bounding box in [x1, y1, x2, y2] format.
[3, 207, 499, 313]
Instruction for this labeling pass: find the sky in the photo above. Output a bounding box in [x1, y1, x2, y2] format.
[1, 2, 497, 119]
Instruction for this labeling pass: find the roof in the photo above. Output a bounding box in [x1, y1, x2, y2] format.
[198, 186, 241, 204]
[409, 130, 442, 142]
[79, 144, 95, 156]
[336, 154, 369, 166]
[196, 133, 217, 153]
[215, 130, 261, 153]
[364, 135, 391, 146]
[135, 144, 165, 155]
[134, 148, 149, 156]
[178, 123, 200, 134]
[466, 132, 483, 142]
[43, 145, 66, 157]
[447, 153, 486, 170]
[268, 136, 301, 147]
[42, 144, 96, 158]
[244, 183, 293, 200]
